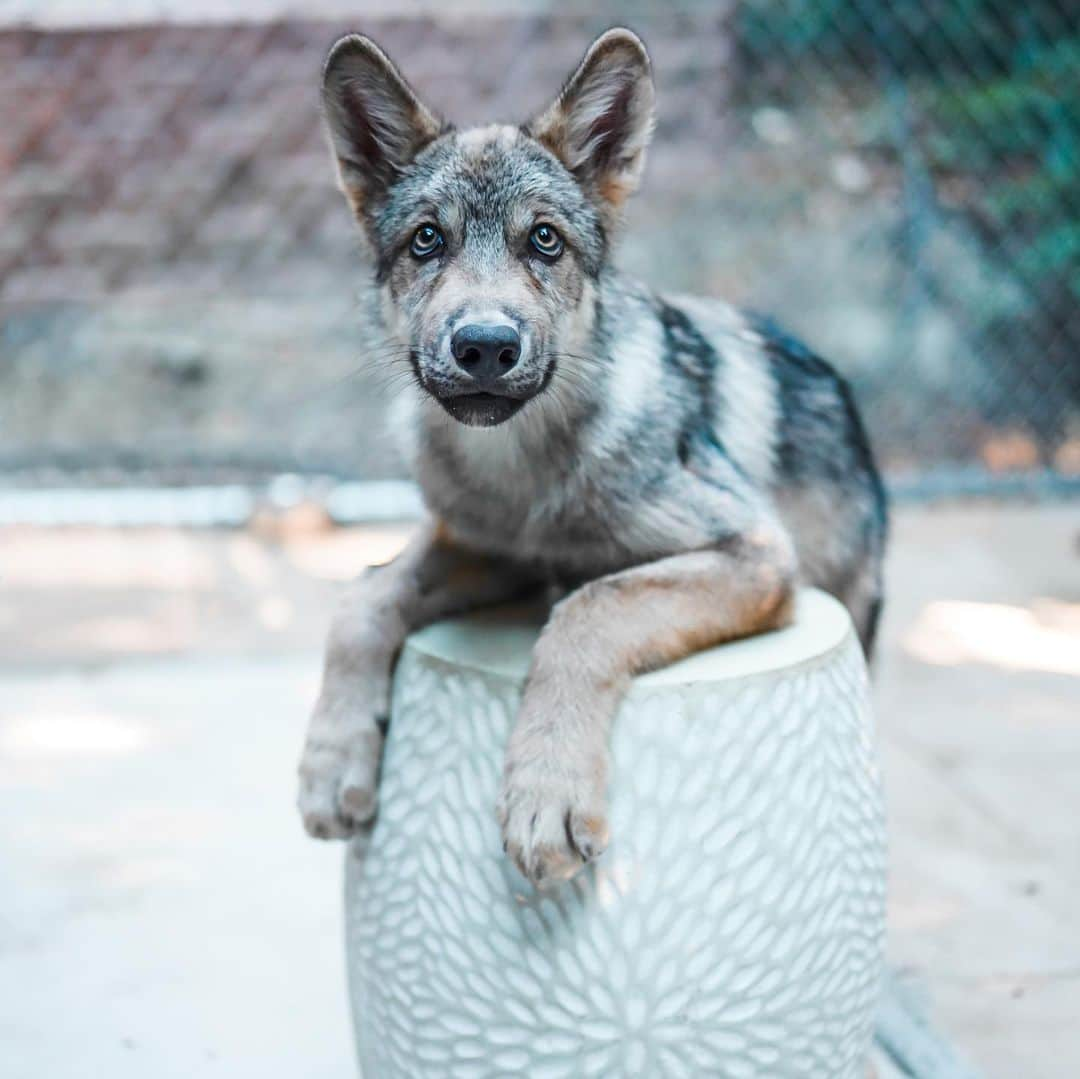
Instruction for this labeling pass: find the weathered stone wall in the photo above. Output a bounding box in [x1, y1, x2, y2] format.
[3, 11, 1076, 483]
[0, 14, 739, 481]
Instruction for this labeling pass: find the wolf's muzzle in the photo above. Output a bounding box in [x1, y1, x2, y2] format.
[425, 321, 541, 426]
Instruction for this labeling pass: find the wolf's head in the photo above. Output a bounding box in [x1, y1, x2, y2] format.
[322, 29, 655, 428]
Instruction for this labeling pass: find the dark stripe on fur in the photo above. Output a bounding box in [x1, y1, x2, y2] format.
[752, 314, 887, 537]
[657, 300, 731, 469]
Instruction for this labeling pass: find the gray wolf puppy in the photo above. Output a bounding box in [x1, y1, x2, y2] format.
[298, 29, 887, 887]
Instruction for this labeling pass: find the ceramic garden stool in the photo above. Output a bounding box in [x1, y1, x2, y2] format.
[345, 589, 886, 1078]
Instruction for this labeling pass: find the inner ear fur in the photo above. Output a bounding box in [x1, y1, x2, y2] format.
[527, 28, 656, 216]
[321, 34, 444, 219]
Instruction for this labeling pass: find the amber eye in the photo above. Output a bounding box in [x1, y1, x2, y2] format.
[411, 224, 444, 259]
[529, 224, 563, 260]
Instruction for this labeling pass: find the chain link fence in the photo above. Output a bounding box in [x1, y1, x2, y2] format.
[1, 2, 1077, 501]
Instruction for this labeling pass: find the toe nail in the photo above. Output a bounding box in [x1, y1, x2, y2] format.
[563, 811, 582, 859]
[341, 786, 374, 817]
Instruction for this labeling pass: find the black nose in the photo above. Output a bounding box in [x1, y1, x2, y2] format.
[451, 323, 521, 383]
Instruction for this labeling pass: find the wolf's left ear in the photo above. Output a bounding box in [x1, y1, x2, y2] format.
[528, 28, 655, 217]
[321, 34, 443, 220]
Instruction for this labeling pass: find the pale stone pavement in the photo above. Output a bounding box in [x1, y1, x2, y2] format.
[1, 504, 1077, 1077]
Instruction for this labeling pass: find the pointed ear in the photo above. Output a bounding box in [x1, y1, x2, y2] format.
[321, 34, 444, 219]
[527, 28, 655, 218]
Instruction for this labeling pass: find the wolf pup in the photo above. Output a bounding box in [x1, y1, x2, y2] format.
[298, 29, 887, 887]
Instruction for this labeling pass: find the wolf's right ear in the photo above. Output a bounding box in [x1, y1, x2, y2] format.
[527, 28, 655, 220]
[321, 35, 443, 218]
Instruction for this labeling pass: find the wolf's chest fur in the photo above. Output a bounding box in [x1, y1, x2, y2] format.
[406, 391, 685, 577]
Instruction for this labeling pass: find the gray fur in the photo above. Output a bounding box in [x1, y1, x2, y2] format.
[390, 263, 886, 649]
[299, 29, 887, 880]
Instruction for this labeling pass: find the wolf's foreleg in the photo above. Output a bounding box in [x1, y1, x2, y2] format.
[299, 519, 536, 839]
[497, 531, 796, 886]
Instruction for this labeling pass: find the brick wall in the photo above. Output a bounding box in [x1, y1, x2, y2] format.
[1, 17, 735, 300]
[0, 14, 738, 481]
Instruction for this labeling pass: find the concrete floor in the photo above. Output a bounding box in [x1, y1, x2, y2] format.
[1, 504, 1077, 1077]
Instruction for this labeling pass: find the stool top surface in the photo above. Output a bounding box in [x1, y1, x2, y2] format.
[406, 588, 853, 687]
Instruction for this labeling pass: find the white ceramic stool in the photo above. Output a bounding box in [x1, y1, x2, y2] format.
[345, 589, 886, 1078]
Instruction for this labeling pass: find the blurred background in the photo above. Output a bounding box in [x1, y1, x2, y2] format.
[1, 2, 1077, 1078]
[2, 0, 1078, 496]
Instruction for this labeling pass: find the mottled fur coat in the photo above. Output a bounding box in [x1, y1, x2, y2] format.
[298, 29, 887, 887]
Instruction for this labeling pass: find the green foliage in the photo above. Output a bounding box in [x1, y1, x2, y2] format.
[918, 25, 1080, 302]
[737, 0, 1080, 303]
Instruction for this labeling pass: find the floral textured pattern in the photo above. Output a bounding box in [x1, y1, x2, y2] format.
[345, 608, 886, 1078]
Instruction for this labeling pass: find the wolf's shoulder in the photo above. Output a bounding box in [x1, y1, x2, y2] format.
[658, 292, 857, 420]
[649, 292, 882, 500]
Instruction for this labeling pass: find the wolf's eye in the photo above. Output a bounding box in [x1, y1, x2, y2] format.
[529, 224, 563, 260]
[411, 225, 444, 259]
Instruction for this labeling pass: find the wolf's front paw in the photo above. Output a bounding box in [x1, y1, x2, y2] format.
[297, 713, 383, 840]
[496, 748, 610, 888]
